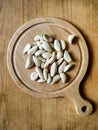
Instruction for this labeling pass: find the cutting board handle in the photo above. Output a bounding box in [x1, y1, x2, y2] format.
[72, 94, 93, 116]
[65, 83, 93, 116]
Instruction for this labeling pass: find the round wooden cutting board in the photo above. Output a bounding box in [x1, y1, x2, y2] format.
[7, 17, 93, 116]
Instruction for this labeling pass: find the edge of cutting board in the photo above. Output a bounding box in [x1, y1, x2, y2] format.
[7, 17, 88, 98]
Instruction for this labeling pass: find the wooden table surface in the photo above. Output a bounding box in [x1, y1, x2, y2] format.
[0, 0, 98, 130]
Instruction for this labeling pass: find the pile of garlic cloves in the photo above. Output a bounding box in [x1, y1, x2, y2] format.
[23, 34, 76, 84]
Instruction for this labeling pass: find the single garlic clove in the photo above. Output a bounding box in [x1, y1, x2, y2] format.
[56, 58, 64, 66]
[64, 63, 74, 72]
[58, 61, 67, 73]
[36, 41, 41, 46]
[57, 51, 63, 60]
[25, 55, 34, 69]
[47, 73, 52, 84]
[50, 62, 57, 77]
[28, 46, 38, 55]
[60, 40, 66, 50]
[39, 44, 43, 50]
[44, 52, 56, 67]
[23, 43, 31, 54]
[35, 50, 45, 56]
[43, 69, 48, 81]
[41, 62, 45, 69]
[51, 75, 60, 84]
[34, 34, 43, 41]
[33, 56, 41, 67]
[68, 34, 76, 44]
[36, 41, 42, 49]
[54, 40, 61, 51]
[37, 79, 45, 83]
[36, 41, 43, 50]
[35, 67, 44, 79]
[30, 72, 38, 81]
[60, 73, 67, 83]
[42, 41, 52, 52]
[43, 34, 53, 42]
[42, 52, 52, 59]
[64, 50, 72, 63]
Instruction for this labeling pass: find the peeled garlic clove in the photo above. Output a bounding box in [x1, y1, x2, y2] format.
[42, 41, 52, 52]
[44, 52, 56, 67]
[60, 40, 66, 50]
[64, 50, 72, 63]
[34, 34, 43, 41]
[38, 56, 46, 62]
[25, 55, 34, 69]
[23, 43, 31, 54]
[37, 79, 45, 83]
[36, 41, 41, 46]
[60, 73, 67, 83]
[36, 41, 43, 50]
[33, 56, 41, 67]
[41, 62, 45, 69]
[35, 50, 45, 56]
[50, 62, 57, 77]
[47, 73, 52, 84]
[64, 63, 74, 72]
[51, 75, 60, 84]
[43, 69, 48, 81]
[42, 52, 52, 59]
[30, 72, 38, 81]
[56, 58, 64, 66]
[43, 34, 53, 42]
[58, 61, 67, 73]
[57, 51, 63, 60]
[35, 67, 44, 79]
[39, 44, 43, 50]
[68, 34, 76, 44]
[54, 40, 61, 51]
[28, 46, 38, 55]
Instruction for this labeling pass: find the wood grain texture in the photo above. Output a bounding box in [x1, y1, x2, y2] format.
[0, 0, 98, 129]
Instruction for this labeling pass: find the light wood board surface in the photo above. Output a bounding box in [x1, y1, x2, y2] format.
[7, 17, 93, 116]
[0, 0, 98, 129]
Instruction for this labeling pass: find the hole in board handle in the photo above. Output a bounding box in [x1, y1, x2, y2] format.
[81, 106, 88, 112]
